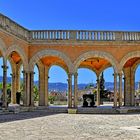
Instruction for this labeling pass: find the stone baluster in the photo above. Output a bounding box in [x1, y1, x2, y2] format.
[70, 31, 76, 40]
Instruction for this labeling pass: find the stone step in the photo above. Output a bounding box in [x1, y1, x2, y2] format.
[77, 108, 119, 114]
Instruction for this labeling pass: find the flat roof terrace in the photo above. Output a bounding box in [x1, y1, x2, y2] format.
[0, 13, 140, 42]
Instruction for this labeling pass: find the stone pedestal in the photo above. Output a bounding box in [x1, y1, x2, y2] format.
[68, 108, 77, 114]
[8, 104, 20, 113]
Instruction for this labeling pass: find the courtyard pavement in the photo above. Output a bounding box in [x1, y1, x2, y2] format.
[0, 111, 140, 140]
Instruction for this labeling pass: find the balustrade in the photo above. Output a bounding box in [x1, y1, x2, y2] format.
[30, 30, 140, 41]
[0, 13, 29, 40]
[0, 13, 140, 42]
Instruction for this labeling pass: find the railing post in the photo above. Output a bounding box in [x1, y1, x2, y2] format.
[115, 32, 123, 41]
[69, 31, 76, 40]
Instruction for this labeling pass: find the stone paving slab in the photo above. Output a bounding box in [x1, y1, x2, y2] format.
[0, 111, 140, 140]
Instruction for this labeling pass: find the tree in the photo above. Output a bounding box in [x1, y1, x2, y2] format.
[100, 72, 105, 98]
[85, 83, 94, 89]
[33, 85, 39, 101]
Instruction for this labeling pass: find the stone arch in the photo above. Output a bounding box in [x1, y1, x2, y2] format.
[29, 50, 73, 72]
[35, 60, 42, 75]
[133, 59, 140, 74]
[8, 57, 15, 74]
[6, 45, 28, 71]
[0, 38, 7, 57]
[120, 51, 140, 71]
[74, 51, 119, 73]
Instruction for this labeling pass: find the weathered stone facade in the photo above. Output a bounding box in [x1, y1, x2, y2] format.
[0, 13, 140, 108]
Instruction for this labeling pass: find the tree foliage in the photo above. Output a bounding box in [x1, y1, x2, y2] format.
[100, 72, 105, 98]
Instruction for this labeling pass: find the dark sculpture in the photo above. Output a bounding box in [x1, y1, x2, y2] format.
[16, 92, 21, 104]
[83, 94, 95, 107]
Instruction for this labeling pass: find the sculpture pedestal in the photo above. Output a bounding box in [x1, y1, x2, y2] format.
[8, 104, 20, 113]
[83, 94, 95, 107]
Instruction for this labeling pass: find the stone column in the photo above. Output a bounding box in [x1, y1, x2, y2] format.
[11, 64, 21, 104]
[39, 66, 45, 106]
[113, 73, 117, 107]
[74, 72, 78, 108]
[130, 71, 135, 106]
[39, 66, 49, 106]
[23, 71, 34, 106]
[44, 67, 49, 106]
[123, 67, 131, 106]
[2, 59, 8, 108]
[118, 73, 122, 107]
[11, 72, 16, 104]
[26, 71, 31, 106]
[22, 71, 27, 106]
[15, 64, 21, 93]
[123, 76, 126, 106]
[68, 73, 72, 108]
[30, 71, 34, 106]
[96, 75, 100, 106]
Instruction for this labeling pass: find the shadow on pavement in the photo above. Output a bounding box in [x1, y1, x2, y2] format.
[0, 111, 60, 123]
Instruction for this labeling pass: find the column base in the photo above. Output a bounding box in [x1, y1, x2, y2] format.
[68, 108, 77, 114]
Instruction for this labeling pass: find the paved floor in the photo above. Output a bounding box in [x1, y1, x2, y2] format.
[0, 111, 140, 140]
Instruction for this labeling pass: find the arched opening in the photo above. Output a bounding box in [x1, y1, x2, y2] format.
[7, 51, 25, 105]
[33, 65, 39, 106]
[6, 60, 12, 105]
[0, 58, 3, 105]
[19, 65, 23, 105]
[48, 65, 68, 106]
[135, 65, 140, 105]
[100, 67, 115, 106]
[122, 57, 140, 106]
[74, 54, 118, 107]
[77, 68, 97, 107]
[30, 54, 70, 107]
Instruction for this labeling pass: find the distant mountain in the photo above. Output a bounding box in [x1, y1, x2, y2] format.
[0, 76, 139, 92]
[34, 81, 137, 92]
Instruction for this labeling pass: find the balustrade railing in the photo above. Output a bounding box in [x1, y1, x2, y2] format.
[30, 30, 140, 41]
[0, 13, 29, 40]
[0, 13, 140, 42]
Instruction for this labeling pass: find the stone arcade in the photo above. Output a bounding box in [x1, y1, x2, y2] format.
[0, 13, 140, 110]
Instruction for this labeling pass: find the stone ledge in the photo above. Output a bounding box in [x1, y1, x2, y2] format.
[68, 108, 77, 114]
[117, 108, 128, 114]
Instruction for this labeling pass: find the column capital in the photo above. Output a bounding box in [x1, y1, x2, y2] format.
[113, 73, 118, 77]
[96, 78, 99, 82]
[22, 71, 35, 74]
[1, 65, 8, 69]
[10, 73, 16, 78]
[123, 76, 126, 80]
[118, 73, 123, 77]
[74, 72, 78, 77]
[96, 75, 100, 81]
[68, 72, 73, 76]
[68, 73, 73, 79]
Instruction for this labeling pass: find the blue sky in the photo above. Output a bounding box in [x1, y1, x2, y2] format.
[0, 0, 140, 83]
